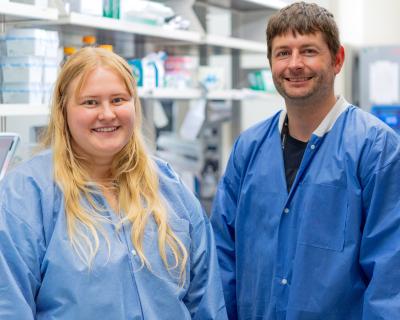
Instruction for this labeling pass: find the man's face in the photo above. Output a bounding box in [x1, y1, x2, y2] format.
[270, 31, 343, 104]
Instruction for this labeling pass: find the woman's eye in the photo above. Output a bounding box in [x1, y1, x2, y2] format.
[113, 97, 123, 103]
[83, 99, 97, 106]
[112, 97, 127, 104]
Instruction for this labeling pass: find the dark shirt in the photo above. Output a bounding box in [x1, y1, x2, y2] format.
[282, 118, 307, 192]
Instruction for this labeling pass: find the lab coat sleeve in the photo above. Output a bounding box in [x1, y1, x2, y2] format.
[359, 131, 400, 319]
[210, 140, 241, 320]
[185, 206, 228, 320]
[160, 161, 227, 319]
[0, 175, 45, 319]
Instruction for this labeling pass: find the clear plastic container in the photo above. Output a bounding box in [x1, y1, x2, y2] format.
[5, 28, 47, 57]
[1, 83, 43, 104]
[0, 56, 43, 83]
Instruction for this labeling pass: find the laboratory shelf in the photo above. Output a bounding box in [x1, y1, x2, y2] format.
[0, 2, 58, 21]
[207, 89, 245, 101]
[0, 90, 281, 117]
[207, 89, 282, 100]
[138, 88, 203, 100]
[197, 0, 286, 11]
[203, 34, 266, 53]
[238, 0, 287, 10]
[47, 12, 203, 44]
[0, 104, 50, 117]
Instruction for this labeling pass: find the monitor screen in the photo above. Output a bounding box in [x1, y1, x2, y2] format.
[371, 105, 400, 134]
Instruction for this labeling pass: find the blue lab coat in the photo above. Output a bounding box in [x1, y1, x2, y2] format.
[211, 97, 400, 319]
[0, 151, 227, 320]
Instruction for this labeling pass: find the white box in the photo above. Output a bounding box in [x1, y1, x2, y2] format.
[5, 29, 47, 57]
[198, 66, 225, 90]
[206, 7, 231, 37]
[42, 83, 54, 104]
[1, 83, 43, 104]
[10, 0, 48, 8]
[0, 56, 43, 83]
[45, 30, 60, 59]
[68, 0, 103, 16]
[43, 58, 58, 84]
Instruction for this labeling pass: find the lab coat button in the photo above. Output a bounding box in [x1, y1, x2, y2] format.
[281, 278, 288, 285]
[283, 208, 290, 214]
[310, 144, 316, 150]
[131, 249, 137, 256]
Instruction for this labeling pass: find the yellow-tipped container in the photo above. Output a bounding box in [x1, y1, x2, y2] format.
[82, 35, 96, 47]
[98, 44, 113, 52]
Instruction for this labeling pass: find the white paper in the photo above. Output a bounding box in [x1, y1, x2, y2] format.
[179, 99, 206, 141]
[153, 100, 169, 128]
[369, 60, 399, 104]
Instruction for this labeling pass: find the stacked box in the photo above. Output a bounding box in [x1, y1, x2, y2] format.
[0, 28, 60, 104]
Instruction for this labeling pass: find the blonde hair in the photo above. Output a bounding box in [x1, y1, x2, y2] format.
[42, 47, 188, 281]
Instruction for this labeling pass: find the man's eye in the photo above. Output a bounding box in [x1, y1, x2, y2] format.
[303, 49, 317, 56]
[276, 51, 289, 57]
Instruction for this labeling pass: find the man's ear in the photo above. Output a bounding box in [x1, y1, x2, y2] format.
[334, 45, 345, 75]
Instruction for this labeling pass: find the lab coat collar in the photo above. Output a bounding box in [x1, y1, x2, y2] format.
[278, 95, 350, 137]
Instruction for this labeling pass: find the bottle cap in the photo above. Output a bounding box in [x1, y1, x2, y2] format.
[98, 44, 113, 52]
[64, 46, 77, 55]
[82, 35, 96, 45]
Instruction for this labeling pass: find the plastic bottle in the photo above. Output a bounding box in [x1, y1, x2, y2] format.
[200, 166, 217, 199]
[62, 46, 77, 65]
[103, 0, 120, 19]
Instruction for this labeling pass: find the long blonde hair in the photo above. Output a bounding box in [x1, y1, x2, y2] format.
[42, 47, 187, 280]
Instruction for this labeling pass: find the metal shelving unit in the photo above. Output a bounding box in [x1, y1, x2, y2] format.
[51, 12, 203, 44]
[203, 34, 266, 53]
[0, 1, 285, 196]
[0, 2, 58, 21]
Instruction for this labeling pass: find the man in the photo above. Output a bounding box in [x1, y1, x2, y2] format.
[211, 2, 400, 319]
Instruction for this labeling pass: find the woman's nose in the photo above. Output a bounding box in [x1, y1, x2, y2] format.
[98, 102, 116, 120]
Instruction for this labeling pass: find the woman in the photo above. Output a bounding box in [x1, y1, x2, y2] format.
[0, 47, 227, 319]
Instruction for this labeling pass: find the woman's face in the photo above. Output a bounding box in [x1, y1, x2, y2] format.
[66, 66, 135, 167]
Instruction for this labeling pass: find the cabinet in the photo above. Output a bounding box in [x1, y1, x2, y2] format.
[0, 0, 286, 208]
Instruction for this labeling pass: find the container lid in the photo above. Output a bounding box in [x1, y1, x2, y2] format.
[64, 46, 77, 55]
[82, 35, 96, 45]
[98, 44, 113, 52]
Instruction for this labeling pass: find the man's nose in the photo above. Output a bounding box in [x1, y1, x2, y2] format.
[288, 52, 304, 70]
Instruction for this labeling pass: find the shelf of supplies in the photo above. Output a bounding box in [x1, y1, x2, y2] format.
[0, 104, 50, 117]
[238, 0, 287, 10]
[0, 90, 282, 117]
[197, 0, 286, 11]
[50, 12, 203, 44]
[138, 87, 203, 100]
[207, 89, 283, 101]
[203, 34, 266, 53]
[207, 89, 245, 100]
[240, 89, 283, 100]
[0, 3, 58, 21]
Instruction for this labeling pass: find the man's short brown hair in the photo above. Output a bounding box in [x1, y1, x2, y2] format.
[266, 2, 340, 62]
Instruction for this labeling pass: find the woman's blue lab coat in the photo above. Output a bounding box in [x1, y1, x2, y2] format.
[0, 151, 227, 319]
